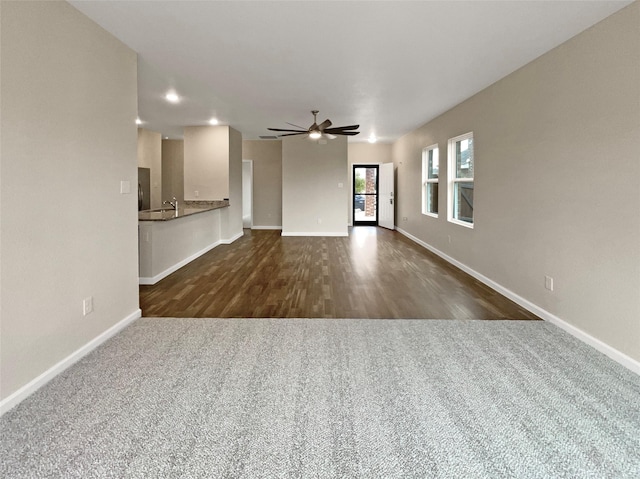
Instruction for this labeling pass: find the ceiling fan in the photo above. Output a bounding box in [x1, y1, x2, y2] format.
[268, 110, 360, 139]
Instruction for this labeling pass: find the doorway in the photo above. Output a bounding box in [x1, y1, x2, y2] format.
[353, 165, 378, 226]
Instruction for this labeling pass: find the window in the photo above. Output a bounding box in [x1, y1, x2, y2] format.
[422, 145, 439, 217]
[447, 132, 474, 227]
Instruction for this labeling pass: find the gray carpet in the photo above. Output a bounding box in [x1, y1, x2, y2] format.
[1, 318, 639, 478]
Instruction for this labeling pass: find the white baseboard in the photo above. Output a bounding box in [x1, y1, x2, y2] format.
[251, 225, 282, 230]
[395, 227, 640, 376]
[281, 232, 348, 237]
[220, 230, 244, 244]
[543, 312, 640, 375]
[0, 309, 142, 416]
[139, 240, 222, 285]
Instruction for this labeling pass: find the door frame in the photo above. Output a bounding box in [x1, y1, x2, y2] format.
[352, 164, 379, 226]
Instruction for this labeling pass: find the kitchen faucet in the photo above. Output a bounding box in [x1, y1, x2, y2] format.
[163, 197, 178, 210]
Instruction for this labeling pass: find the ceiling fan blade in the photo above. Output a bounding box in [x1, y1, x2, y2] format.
[268, 128, 307, 133]
[318, 119, 332, 131]
[324, 125, 359, 133]
[270, 113, 359, 139]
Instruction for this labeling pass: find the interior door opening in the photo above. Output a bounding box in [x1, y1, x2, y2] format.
[353, 165, 378, 226]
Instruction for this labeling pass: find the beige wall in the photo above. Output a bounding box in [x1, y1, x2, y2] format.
[348, 143, 393, 225]
[242, 140, 283, 228]
[184, 126, 229, 201]
[220, 127, 244, 241]
[183, 126, 242, 240]
[137, 128, 162, 208]
[1, 1, 140, 403]
[392, 2, 640, 362]
[162, 139, 184, 203]
[282, 137, 348, 236]
[348, 143, 393, 165]
[240, 141, 391, 229]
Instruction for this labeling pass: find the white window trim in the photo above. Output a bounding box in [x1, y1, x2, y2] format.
[447, 132, 474, 229]
[422, 144, 439, 218]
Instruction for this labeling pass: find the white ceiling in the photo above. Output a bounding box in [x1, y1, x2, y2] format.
[70, 0, 631, 143]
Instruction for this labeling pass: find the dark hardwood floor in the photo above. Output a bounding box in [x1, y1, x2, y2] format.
[139, 227, 539, 320]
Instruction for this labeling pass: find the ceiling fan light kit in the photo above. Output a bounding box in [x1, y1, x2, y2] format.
[268, 110, 360, 140]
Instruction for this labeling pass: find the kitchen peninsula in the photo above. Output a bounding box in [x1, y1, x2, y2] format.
[138, 200, 231, 285]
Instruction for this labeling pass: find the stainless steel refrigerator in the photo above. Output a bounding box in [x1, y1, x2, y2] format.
[138, 167, 150, 211]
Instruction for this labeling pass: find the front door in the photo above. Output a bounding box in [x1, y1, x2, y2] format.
[353, 165, 378, 226]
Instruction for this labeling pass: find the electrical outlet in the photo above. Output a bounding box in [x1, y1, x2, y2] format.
[83, 296, 93, 316]
[402, 217, 408, 221]
[448, 235, 451, 244]
[194, 190, 199, 198]
[317, 218, 322, 224]
[545, 276, 554, 291]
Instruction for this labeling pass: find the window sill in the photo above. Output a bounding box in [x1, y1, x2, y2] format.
[448, 218, 474, 229]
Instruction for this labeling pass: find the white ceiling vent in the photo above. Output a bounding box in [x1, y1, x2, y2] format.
[259, 135, 280, 140]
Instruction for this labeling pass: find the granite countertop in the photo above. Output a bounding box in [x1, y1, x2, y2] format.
[138, 200, 229, 221]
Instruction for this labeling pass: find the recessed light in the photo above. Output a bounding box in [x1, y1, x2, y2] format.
[368, 135, 377, 144]
[165, 91, 180, 103]
[209, 118, 219, 125]
[135, 118, 142, 125]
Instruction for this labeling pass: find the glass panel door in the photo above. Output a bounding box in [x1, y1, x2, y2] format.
[353, 165, 378, 226]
